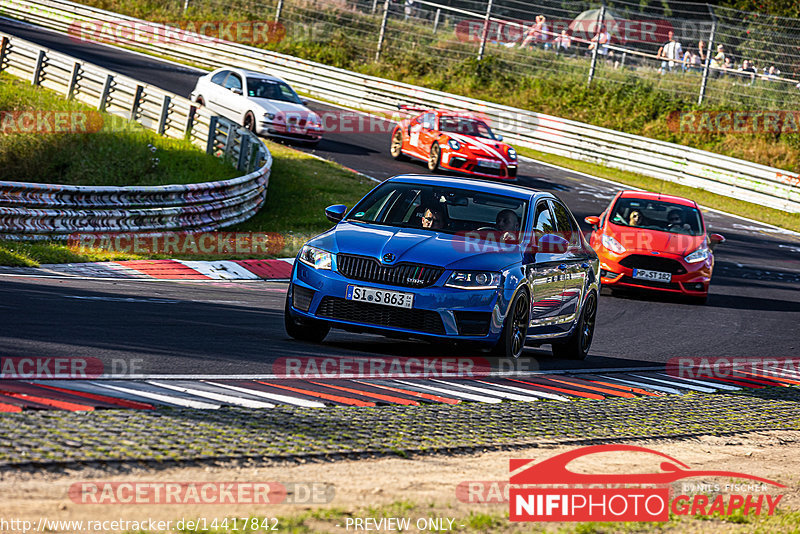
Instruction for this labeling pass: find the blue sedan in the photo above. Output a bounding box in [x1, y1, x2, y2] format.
[285, 175, 600, 359]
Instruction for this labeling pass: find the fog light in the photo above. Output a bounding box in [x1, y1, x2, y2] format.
[600, 269, 619, 278]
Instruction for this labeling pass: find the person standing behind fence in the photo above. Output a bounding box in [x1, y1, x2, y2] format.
[521, 15, 548, 48]
[683, 40, 705, 72]
[554, 30, 572, 55]
[587, 25, 610, 58]
[657, 31, 682, 74]
[710, 44, 726, 77]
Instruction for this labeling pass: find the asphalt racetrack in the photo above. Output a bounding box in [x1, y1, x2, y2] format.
[1, 19, 799, 375]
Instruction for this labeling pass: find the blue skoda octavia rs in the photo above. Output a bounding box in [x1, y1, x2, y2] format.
[285, 175, 600, 359]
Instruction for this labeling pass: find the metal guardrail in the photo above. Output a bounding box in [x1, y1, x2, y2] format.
[0, 31, 272, 239]
[1, 0, 799, 213]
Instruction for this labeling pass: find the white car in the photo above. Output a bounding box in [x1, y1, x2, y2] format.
[190, 67, 323, 144]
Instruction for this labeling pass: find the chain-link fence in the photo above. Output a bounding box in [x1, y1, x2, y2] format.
[176, 0, 800, 109]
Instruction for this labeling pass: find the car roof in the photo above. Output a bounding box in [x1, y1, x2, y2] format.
[619, 190, 697, 208]
[215, 67, 283, 83]
[386, 174, 542, 200]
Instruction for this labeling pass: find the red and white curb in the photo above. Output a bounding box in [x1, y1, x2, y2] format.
[0, 366, 796, 411]
[0, 259, 295, 281]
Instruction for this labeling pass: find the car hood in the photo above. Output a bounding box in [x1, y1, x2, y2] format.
[445, 133, 513, 163]
[607, 225, 705, 255]
[308, 222, 520, 271]
[248, 98, 317, 118]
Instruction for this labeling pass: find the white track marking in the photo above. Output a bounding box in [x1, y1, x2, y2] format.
[392, 379, 502, 403]
[147, 381, 276, 408]
[652, 372, 740, 391]
[205, 381, 325, 408]
[88, 382, 220, 409]
[475, 380, 569, 401]
[176, 260, 261, 280]
[595, 375, 684, 395]
[431, 379, 538, 402]
[628, 374, 718, 393]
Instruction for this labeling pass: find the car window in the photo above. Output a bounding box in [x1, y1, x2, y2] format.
[438, 116, 496, 140]
[246, 78, 303, 104]
[224, 73, 243, 91]
[610, 198, 703, 236]
[422, 113, 435, 130]
[211, 71, 229, 85]
[533, 201, 555, 235]
[551, 200, 580, 245]
[346, 182, 527, 235]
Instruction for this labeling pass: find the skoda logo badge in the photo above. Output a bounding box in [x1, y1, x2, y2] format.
[382, 253, 395, 263]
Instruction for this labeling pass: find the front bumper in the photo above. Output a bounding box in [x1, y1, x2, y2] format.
[440, 152, 517, 180]
[597, 250, 712, 295]
[258, 120, 323, 142]
[289, 260, 512, 342]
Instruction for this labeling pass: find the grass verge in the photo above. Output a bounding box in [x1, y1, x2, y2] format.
[0, 73, 239, 186]
[0, 139, 374, 266]
[516, 146, 800, 233]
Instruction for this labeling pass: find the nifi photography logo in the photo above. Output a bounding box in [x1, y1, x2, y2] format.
[509, 444, 784, 522]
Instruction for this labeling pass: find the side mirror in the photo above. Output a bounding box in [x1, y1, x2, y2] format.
[232, 87, 243, 95]
[325, 204, 347, 223]
[538, 233, 569, 253]
[585, 216, 601, 228]
[301, 100, 308, 106]
[709, 233, 725, 248]
[495, 134, 504, 142]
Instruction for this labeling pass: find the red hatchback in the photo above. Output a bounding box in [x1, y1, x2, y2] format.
[585, 191, 725, 303]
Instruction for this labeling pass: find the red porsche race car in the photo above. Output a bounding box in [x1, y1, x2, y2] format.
[585, 190, 725, 303]
[389, 106, 518, 179]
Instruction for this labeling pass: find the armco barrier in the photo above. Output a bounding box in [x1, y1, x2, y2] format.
[0, 32, 272, 240]
[2, 0, 796, 213]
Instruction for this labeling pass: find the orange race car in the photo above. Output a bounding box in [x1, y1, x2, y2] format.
[585, 190, 725, 303]
[389, 106, 518, 179]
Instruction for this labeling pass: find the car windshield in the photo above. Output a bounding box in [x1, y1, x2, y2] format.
[345, 182, 527, 235]
[246, 78, 303, 104]
[609, 198, 703, 236]
[438, 116, 496, 140]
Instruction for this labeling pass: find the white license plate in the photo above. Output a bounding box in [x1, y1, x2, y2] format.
[477, 158, 501, 169]
[632, 269, 672, 283]
[346, 285, 414, 309]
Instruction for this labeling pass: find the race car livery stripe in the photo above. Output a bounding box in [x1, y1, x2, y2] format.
[447, 133, 509, 162]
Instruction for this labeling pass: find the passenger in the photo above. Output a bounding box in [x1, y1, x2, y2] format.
[421, 207, 445, 230]
[628, 209, 643, 226]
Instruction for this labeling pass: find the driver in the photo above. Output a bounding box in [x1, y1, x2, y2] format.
[667, 209, 691, 232]
[496, 209, 520, 232]
[421, 207, 445, 230]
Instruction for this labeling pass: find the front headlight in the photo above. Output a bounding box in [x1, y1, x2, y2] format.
[685, 245, 709, 263]
[298, 245, 332, 270]
[507, 147, 517, 159]
[445, 271, 502, 290]
[601, 233, 626, 254]
[264, 112, 276, 120]
[448, 139, 461, 150]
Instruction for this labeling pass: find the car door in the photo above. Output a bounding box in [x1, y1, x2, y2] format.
[526, 200, 568, 328]
[418, 112, 438, 155]
[218, 72, 246, 122]
[203, 70, 230, 115]
[551, 199, 588, 322]
[406, 113, 426, 158]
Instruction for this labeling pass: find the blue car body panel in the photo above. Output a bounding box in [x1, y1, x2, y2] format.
[287, 175, 599, 346]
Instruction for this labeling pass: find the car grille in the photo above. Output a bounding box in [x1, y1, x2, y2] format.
[618, 276, 682, 291]
[619, 255, 686, 275]
[291, 284, 314, 312]
[317, 297, 445, 334]
[473, 164, 503, 176]
[454, 311, 492, 336]
[336, 254, 444, 288]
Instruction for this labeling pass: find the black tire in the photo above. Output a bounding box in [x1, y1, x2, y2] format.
[284, 290, 330, 343]
[390, 129, 406, 160]
[244, 111, 257, 133]
[552, 291, 597, 360]
[493, 289, 530, 359]
[427, 143, 441, 172]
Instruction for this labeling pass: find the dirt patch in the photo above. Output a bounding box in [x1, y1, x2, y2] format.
[1, 431, 798, 533]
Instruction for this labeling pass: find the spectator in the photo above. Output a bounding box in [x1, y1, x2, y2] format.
[657, 30, 683, 74]
[521, 15, 548, 48]
[554, 30, 572, 55]
[762, 65, 780, 81]
[710, 44, 726, 77]
[738, 59, 756, 84]
[587, 24, 610, 58]
[683, 40, 705, 72]
[723, 55, 733, 75]
[403, 0, 415, 21]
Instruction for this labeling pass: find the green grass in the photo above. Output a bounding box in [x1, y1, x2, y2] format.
[0, 73, 239, 186]
[516, 146, 800, 232]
